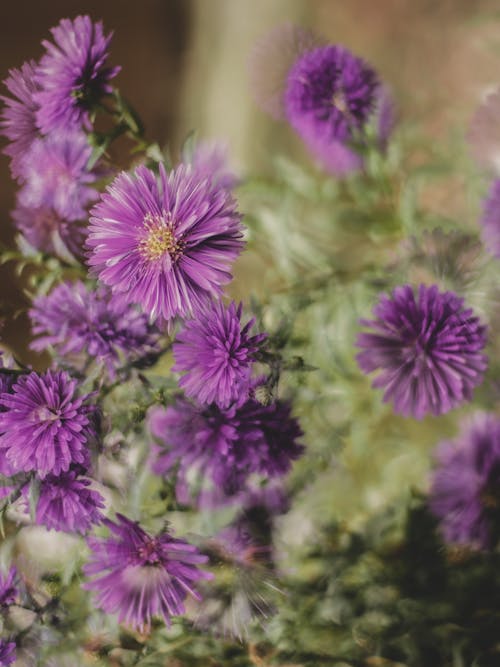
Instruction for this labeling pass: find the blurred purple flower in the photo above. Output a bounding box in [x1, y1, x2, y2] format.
[34, 15, 120, 133]
[0, 370, 94, 478]
[0, 640, 16, 666]
[35, 472, 104, 534]
[191, 140, 240, 190]
[467, 86, 500, 172]
[87, 163, 244, 324]
[480, 179, 500, 259]
[356, 284, 487, 419]
[0, 567, 17, 608]
[429, 413, 500, 549]
[0, 60, 41, 179]
[173, 301, 266, 408]
[83, 513, 211, 631]
[30, 281, 161, 380]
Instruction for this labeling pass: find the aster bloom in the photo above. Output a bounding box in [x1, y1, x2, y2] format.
[0, 567, 17, 608]
[148, 394, 303, 500]
[356, 284, 487, 419]
[0, 370, 94, 478]
[30, 281, 161, 379]
[480, 179, 500, 259]
[87, 162, 244, 323]
[0, 640, 16, 666]
[83, 513, 211, 631]
[173, 301, 266, 408]
[34, 472, 104, 534]
[190, 140, 239, 190]
[429, 413, 500, 549]
[0, 60, 41, 179]
[35, 15, 120, 133]
[17, 130, 99, 220]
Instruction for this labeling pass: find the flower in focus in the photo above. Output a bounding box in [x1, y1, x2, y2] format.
[429, 413, 500, 549]
[0, 60, 41, 179]
[87, 163, 244, 323]
[35, 15, 120, 133]
[173, 301, 266, 408]
[83, 513, 211, 631]
[356, 284, 487, 419]
[480, 179, 500, 259]
[148, 394, 303, 501]
[0, 640, 16, 666]
[30, 281, 161, 380]
[0, 567, 18, 608]
[0, 370, 93, 478]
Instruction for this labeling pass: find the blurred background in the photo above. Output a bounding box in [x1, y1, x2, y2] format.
[1, 0, 500, 359]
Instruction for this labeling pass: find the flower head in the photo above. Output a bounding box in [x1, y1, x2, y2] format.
[0, 60, 40, 179]
[0, 640, 16, 666]
[0, 567, 18, 608]
[190, 140, 239, 191]
[35, 15, 120, 133]
[173, 301, 266, 408]
[87, 163, 244, 323]
[0, 370, 94, 478]
[356, 284, 487, 419]
[480, 179, 500, 259]
[30, 281, 161, 380]
[429, 413, 500, 549]
[83, 513, 211, 631]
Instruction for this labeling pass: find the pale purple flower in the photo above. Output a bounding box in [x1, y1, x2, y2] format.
[480, 179, 500, 259]
[83, 513, 211, 631]
[173, 301, 266, 408]
[0, 60, 41, 179]
[429, 413, 500, 549]
[0, 370, 94, 478]
[190, 140, 240, 190]
[87, 163, 244, 323]
[30, 281, 161, 379]
[356, 284, 487, 419]
[35, 472, 104, 534]
[467, 86, 500, 172]
[35, 15, 120, 133]
[0, 640, 15, 666]
[0, 567, 17, 608]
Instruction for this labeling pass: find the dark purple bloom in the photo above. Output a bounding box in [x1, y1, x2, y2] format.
[429, 413, 500, 549]
[17, 131, 99, 220]
[0, 60, 40, 179]
[35, 472, 104, 534]
[148, 394, 303, 501]
[30, 281, 161, 380]
[34, 15, 120, 133]
[0, 370, 94, 478]
[83, 513, 211, 631]
[87, 163, 244, 323]
[285, 45, 379, 146]
[356, 284, 487, 419]
[0, 640, 15, 666]
[173, 301, 266, 408]
[0, 567, 17, 608]
[480, 179, 500, 259]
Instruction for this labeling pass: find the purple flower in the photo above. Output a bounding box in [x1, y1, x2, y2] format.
[148, 395, 303, 501]
[16, 131, 99, 220]
[467, 86, 500, 172]
[30, 281, 161, 380]
[83, 513, 211, 631]
[87, 163, 244, 323]
[0, 60, 40, 179]
[0, 640, 15, 666]
[190, 140, 239, 191]
[480, 179, 500, 259]
[35, 472, 104, 534]
[0, 567, 17, 608]
[34, 15, 120, 133]
[0, 370, 94, 478]
[356, 284, 487, 419]
[173, 301, 266, 408]
[429, 413, 500, 549]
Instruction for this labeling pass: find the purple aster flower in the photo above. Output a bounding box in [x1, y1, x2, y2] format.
[0, 370, 94, 478]
[35, 471, 104, 534]
[34, 15, 120, 133]
[87, 163, 244, 323]
[0, 60, 41, 179]
[148, 394, 303, 501]
[30, 281, 161, 380]
[83, 513, 211, 631]
[0, 640, 16, 666]
[429, 413, 500, 549]
[480, 179, 500, 259]
[17, 131, 99, 221]
[190, 140, 240, 190]
[356, 284, 487, 419]
[173, 301, 266, 408]
[0, 567, 17, 608]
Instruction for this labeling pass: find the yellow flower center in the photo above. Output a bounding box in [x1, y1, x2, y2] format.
[139, 212, 184, 262]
